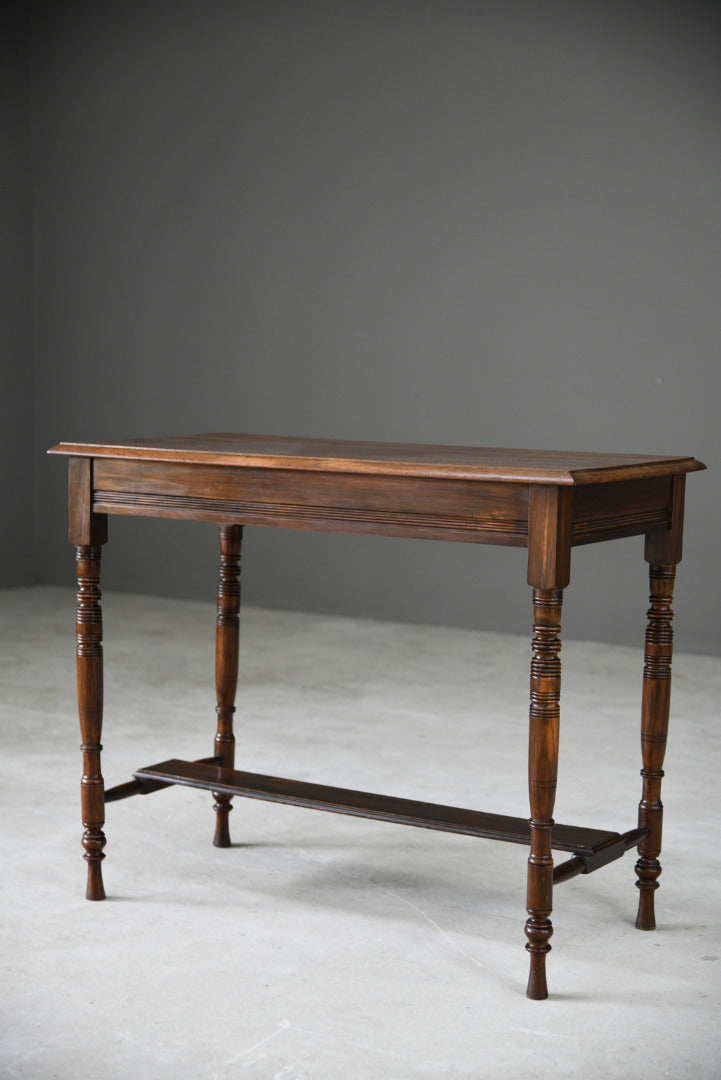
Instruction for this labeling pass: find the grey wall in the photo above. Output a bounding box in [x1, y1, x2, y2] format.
[26, 1, 721, 653]
[1, 4, 34, 583]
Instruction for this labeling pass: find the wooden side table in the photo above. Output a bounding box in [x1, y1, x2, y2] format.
[48, 434, 705, 998]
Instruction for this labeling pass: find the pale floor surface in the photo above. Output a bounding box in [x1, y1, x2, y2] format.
[1, 586, 720, 1080]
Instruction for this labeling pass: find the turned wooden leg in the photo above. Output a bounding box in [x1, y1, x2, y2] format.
[76, 544, 106, 900]
[635, 563, 676, 930]
[525, 588, 563, 999]
[212, 525, 243, 847]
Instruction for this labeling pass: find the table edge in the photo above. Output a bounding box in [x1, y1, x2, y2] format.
[47, 441, 706, 485]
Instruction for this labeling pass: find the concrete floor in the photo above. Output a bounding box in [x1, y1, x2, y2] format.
[1, 585, 720, 1079]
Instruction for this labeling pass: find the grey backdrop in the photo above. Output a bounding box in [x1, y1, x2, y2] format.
[1, 4, 33, 584]
[3, 1, 720, 654]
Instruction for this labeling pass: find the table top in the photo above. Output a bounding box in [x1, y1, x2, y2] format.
[49, 433, 705, 485]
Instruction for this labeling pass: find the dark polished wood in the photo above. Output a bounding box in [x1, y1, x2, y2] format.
[49, 433, 700, 484]
[635, 474, 686, 930]
[48, 434, 705, 998]
[524, 486, 571, 998]
[212, 525, 243, 847]
[134, 758, 625, 852]
[524, 587, 563, 999]
[636, 563, 676, 930]
[66, 456, 109, 901]
[74, 544, 106, 901]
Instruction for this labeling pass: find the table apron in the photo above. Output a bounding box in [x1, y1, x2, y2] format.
[91, 460, 673, 547]
[92, 459, 530, 544]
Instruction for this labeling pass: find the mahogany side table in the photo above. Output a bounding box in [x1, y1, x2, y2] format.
[48, 434, 705, 999]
